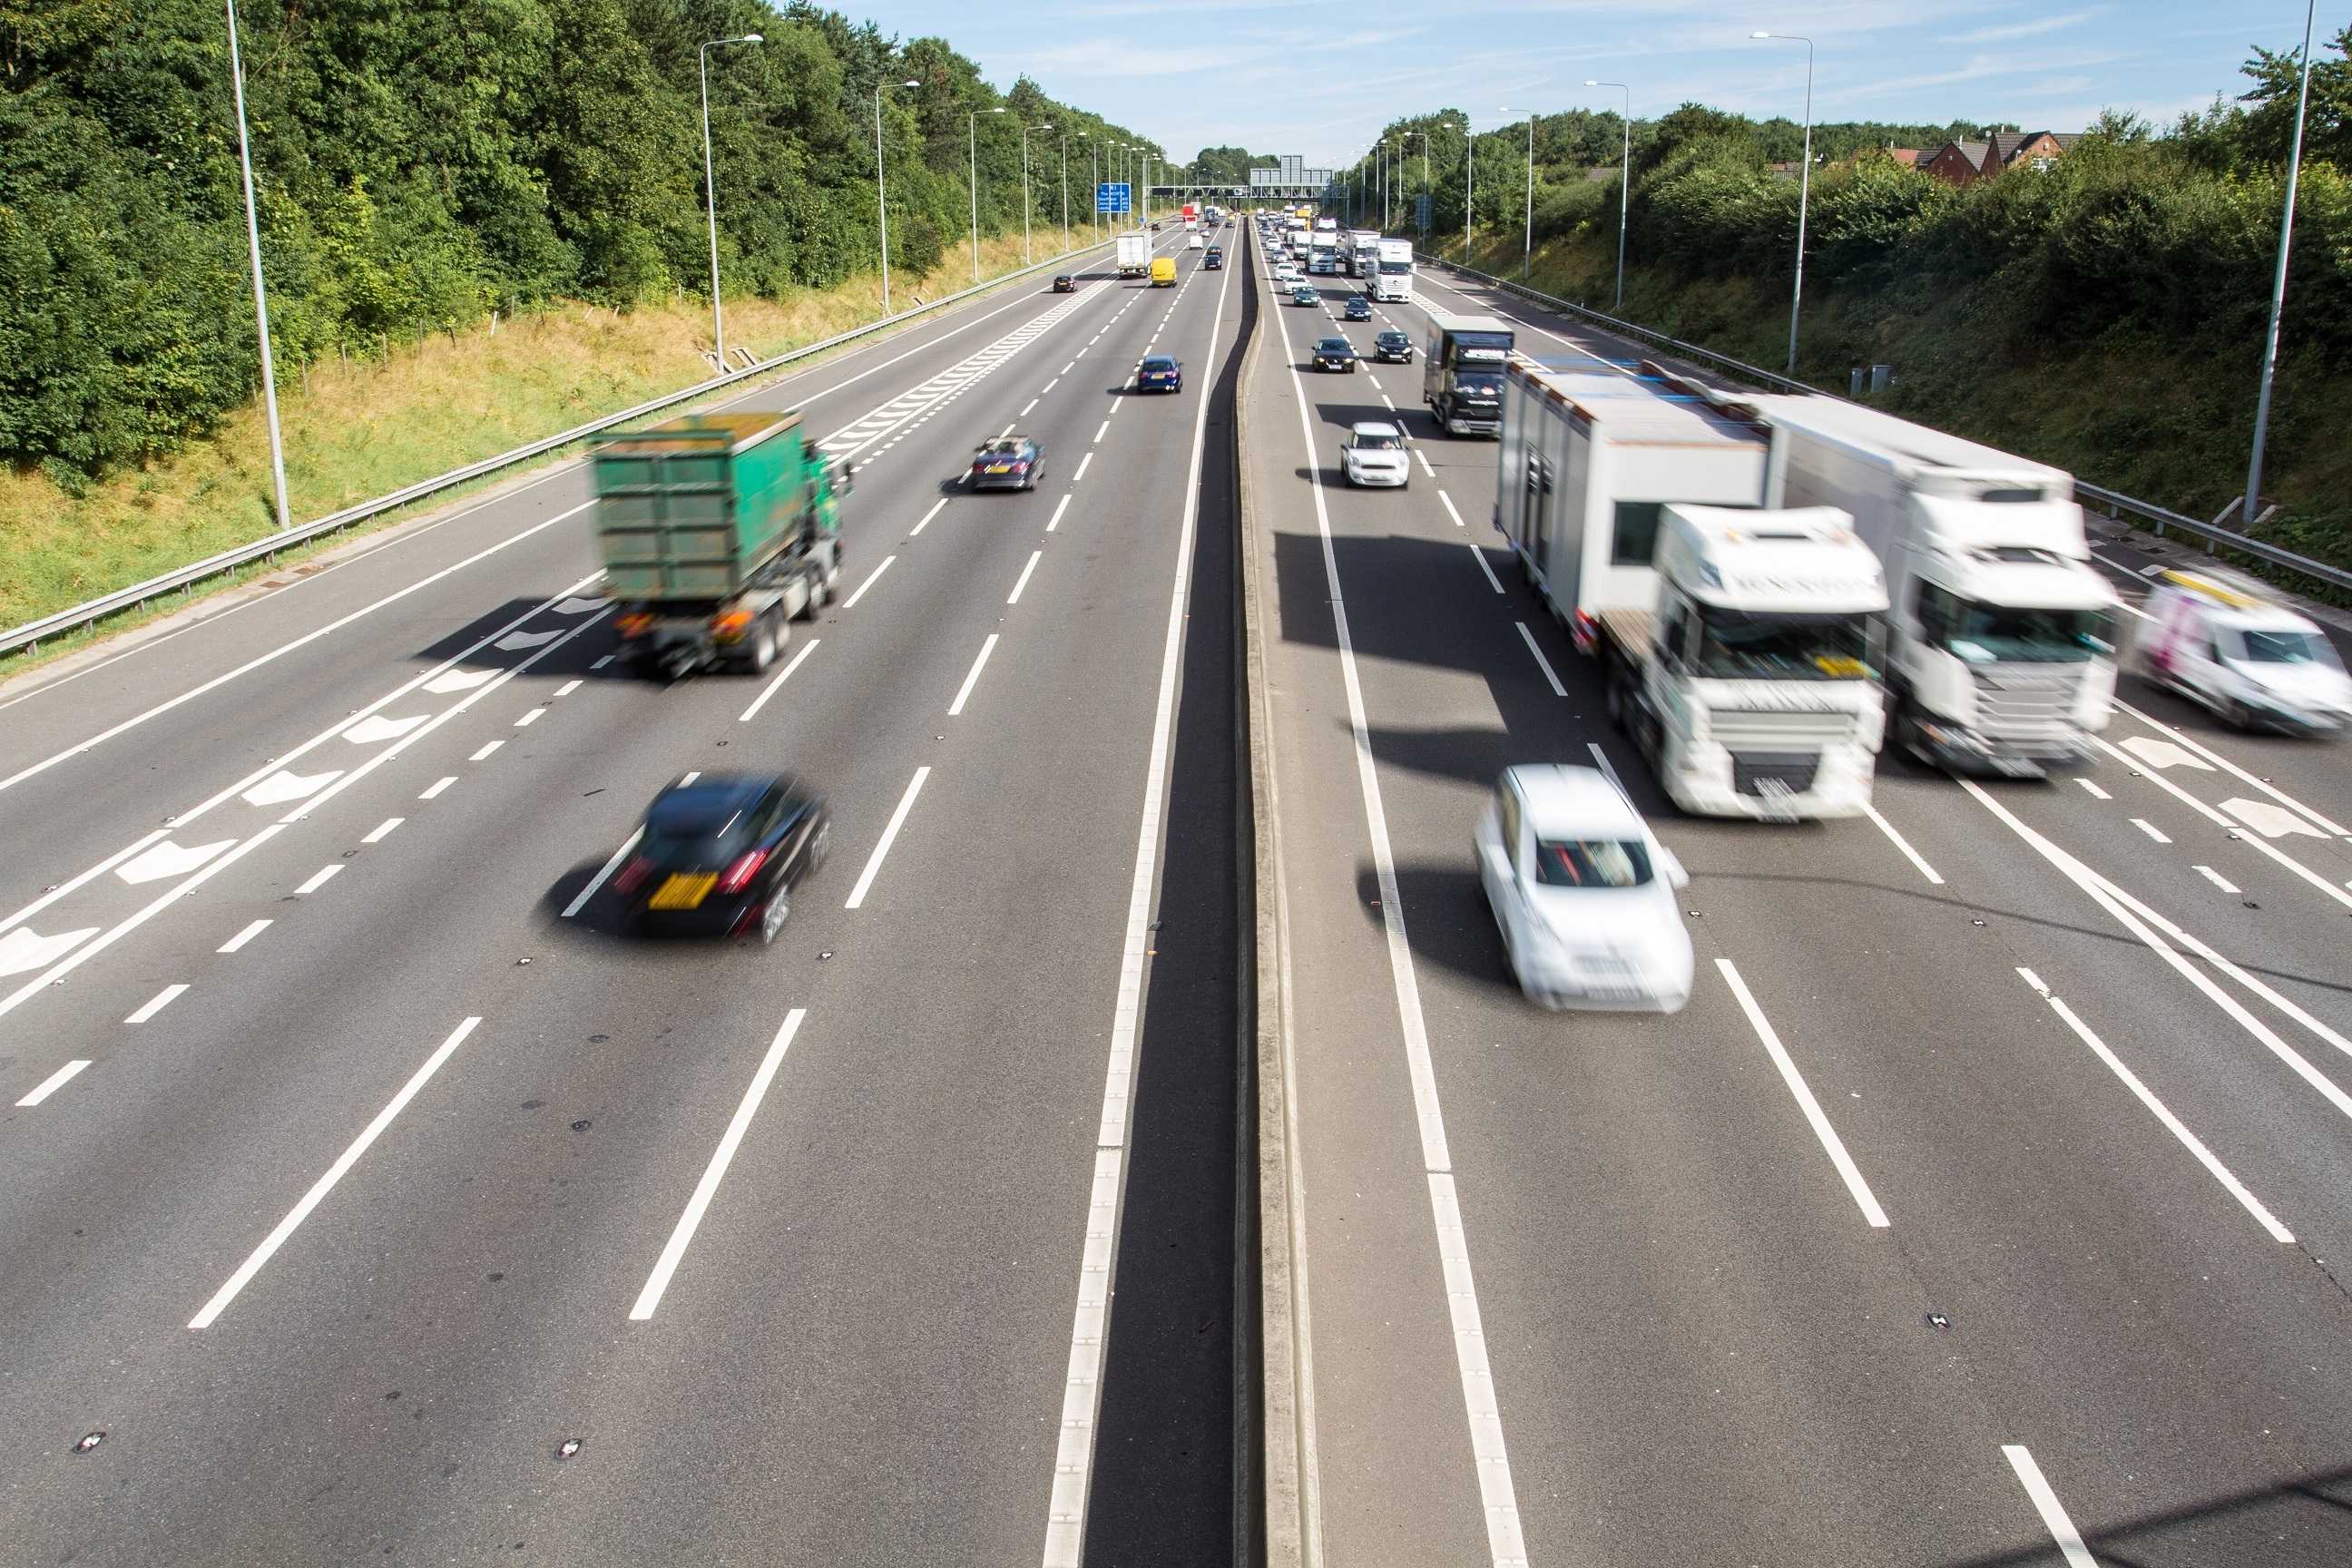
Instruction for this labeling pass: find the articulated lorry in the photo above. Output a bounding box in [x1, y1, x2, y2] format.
[596, 413, 845, 680]
[1372, 238, 1415, 301]
[1348, 230, 1381, 278]
[1496, 363, 1887, 818]
[1737, 393, 2121, 775]
[1307, 230, 1339, 274]
[1115, 231, 1152, 278]
[1422, 309, 1514, 435]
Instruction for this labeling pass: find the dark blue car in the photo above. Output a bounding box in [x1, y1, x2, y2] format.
[1136, 354, 1183, 393]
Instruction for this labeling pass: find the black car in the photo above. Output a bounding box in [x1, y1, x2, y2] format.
[1053, 274, 1075, 293]
[1136, 354, 1183, 393]
[1372, 328, 1415, 363]
[1203, 248, 1223, 270]
[614, 774, 829, 943]
[1312, 336, 1357, 372]
[1344, 295, 1373, 321]
[971, 435, 1044, 491]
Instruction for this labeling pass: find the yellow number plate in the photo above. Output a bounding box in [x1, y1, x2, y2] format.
[985, 465, 1010, 474]
[649, 873, 717, 910]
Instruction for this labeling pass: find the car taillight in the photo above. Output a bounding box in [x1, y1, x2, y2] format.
[713, 608, 753, 639]
[612, 855, 655, 894]
[1011, 460, 1029, 471]
[716, 848, 769, 894]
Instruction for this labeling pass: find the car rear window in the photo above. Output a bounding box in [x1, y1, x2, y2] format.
[1534, 838, 1653, 888]
[643, 792, 765, 865]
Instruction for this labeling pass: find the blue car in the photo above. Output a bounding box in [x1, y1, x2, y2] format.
[1136, 354, 1183, 393]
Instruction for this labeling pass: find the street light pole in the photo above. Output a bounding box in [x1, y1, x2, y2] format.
[1060, 132, 1071, 252]
[223, 0, 289, 532]
[697, 33, 763, 369]
[1588, 81, 1632, 310]
[2245, 0, 2318, 524]
[874, 78, 919, 315]
[1021, 122, 1052, 266]
[1751, 31, 1815, 374]
[1501, 106, 1535, 279]
[969, 105, 1005, 282]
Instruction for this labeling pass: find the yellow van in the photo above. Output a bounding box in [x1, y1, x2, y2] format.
[1150, 257, 1177, 287]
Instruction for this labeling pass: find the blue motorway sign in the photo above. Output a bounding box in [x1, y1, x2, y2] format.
[1095, 182, 1132, 216]
[1414, 193, 1432, 230]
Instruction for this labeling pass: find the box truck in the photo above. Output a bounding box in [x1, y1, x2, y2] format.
[1496, 364, 1887, 818]
[1735, 393, 2122, 775]
[596, 413, 845, 680]
[1115, 231, 1151, 278]
[1422, 309, 1514, 435]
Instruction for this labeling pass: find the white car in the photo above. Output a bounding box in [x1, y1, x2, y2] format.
[1189, 232, 1205, 250]
[1340, 421, 1409, 488]
[1475, 764, 1693, 1013]
[2132, 568, 2351, 734]
[1273, 264, 1301, 286]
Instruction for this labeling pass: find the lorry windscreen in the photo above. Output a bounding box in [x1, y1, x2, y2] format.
[1378, 260, 1411, 273]
[1937, 601, 2116, 663]
[1455, 372, 1504, 398]
[1692, 610, 1874, 681]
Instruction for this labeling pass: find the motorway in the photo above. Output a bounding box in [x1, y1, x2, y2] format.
[1247, 226, 2352, 1565]
[0, 225, 1246, 1565]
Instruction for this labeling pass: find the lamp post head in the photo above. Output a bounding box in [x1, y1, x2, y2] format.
[898, 79, 918, 87]
[740, 32, 762, 43]
[1750, 30, 1771, 39]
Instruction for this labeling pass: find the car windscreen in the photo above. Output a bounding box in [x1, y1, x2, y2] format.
[1533, 838, 1653, 888]
[1142, 358, 1175, 370]
[1318, 339, 1351, 353]
[981, 439, 1024, 456]
[2237, 628, 2337, 666]
[1352, 434, 1402, 450]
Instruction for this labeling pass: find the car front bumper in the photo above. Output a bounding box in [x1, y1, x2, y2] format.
[1345, 463, 1408, 487]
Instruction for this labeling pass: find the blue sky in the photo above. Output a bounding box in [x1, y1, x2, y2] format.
[860, 0, 2333, 163]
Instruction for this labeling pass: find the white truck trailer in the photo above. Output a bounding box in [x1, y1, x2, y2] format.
[1115, 231, 1151, 278]
[1496, 362, 1889, 818]
[1738, 394, 2122, 775]
[1372, 238, 1415, 301]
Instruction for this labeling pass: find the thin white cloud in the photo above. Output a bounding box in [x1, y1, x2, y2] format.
[1953, 8, 2106, 44]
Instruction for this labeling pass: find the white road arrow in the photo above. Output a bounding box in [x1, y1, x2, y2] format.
[117, 838, 236, 884]
[242, 769, 341, 808]
[495, 630, 560, 652]
[2119, 736, 2213, 771]
[2224, 799, 2328, 839]
[343, 713, 430, 745]
[424, 668, 497, 695]
[554, 597, 604, 616]
[0, 926, 98, 977]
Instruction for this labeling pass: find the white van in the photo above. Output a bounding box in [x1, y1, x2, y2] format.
[2133, 568, 2350, 733]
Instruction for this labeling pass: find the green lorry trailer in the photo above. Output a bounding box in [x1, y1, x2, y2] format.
[592, 411, 847, 679]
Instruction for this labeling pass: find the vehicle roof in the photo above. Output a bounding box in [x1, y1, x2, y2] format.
[1742, 392, 2070, 485]
[2152, 569, 2318, 630]
[1140, 354, 1178, 366]
[1511, 364, 1769, 451]
[981, 435, 1032, 451]
[1504, 764, 1643, 837]
[1375, 328, 1411, 338]
[1349, 421, 1404, 439]
[647, 773, 799, 830]
[1317, 336, 1353, 348]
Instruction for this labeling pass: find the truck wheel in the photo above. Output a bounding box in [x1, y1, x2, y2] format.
[1606, 673, 1630, 731]
[746, 614, 779, 674]
[803, 565, 828, 616]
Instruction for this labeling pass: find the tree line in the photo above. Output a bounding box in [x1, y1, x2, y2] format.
[0, 0, 1157, 485]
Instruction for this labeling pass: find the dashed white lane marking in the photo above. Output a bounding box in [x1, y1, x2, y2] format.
[362, 818, 403, 845]
[1863, 803, 1945, 886]
[2077, 779, 2111, 799]
[738, 639, 819, 723]
[219, 918, 271, 954]
[2002, 1446, 2104, 1568]
[1718, 958, 1890, 1227]
[2195, 865, 2240, 893]
[1095, 419, 1111, 443]
[913, 497, 949, 536]
[15, 1060, 90, 1107]
[1437, 491, 1465, 527]
[514, 707, 544, 729]
[628, 1009, 808, 1321]
[1021, 399, 1039, 416]
[1044, 377, 1060, 394]
[592, 655, 615, 671]
[1073, 452, 1094, 484]
[420, 778, 456, 799]
[563, 829, 643, 919]
[842, 556, 896, 609]
[2131, 817, 2171, 844]
[1007, 551, 1044, 606]
[1514, 622, 1565, 696]
[1061, 360, 1074, 376]
[125, 984, 189, 1024]
[1380, 393, 1396, 410]
[1467, 544, 1504, 593]
[1000, 423, 1017, 437]
[1049, 495, 1073, 533]
[189, 1016, 483, 1328]
[554, 680, 582, 698]
[845, 768, 930, 911]
[471, 740, 504, 762]
[1585, 741, 1627, 795]
[294, 865, 342, 897]
[948, 635, 1000, 717]
[1414, 448, 1436, 478]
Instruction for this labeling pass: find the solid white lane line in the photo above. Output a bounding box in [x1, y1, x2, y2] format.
[1962, 779, 2352, 1110]
[2002, 1446, 2103, 1568]
[125, 983, 190, 1023]
[0, 509, 596, 798]
[2024, 975, 2293, 1241]
[842, 555, 896, 608]
[294, 865, 342, 897]
[1043, 242, 1235, 1568]
[0, 829, 168, 937]
[1007, 551, 1044, 605]
[419, 777, 456, 799]
[471, 740, 503, 761]
[190, 1016, 482, 1328]
[1263, 288, 1528, 1568]
[1437, 491, 1466, 528]
[218, 918, 272, 953]
[2113, 698, 2348, 836]
[1073, 452, 1094, 484]
[1514, 622, 1565, 696]
[15, 1060, 90, 1107]
[2077, 779, 2111, 799]
[912, 498, 949, 536]
[1049, 495, 1073, 533]
[563, 829, 644, 919]
[1863, 802, 1945, 885]
[1468, 544, 1504, 593]
[947, 635, 1000, 717]
[362, 818, 403, 844]
[1094, 419, 1111, 443]
[2195, 865, 2240, 893]
[845, 768, 929, 910]
[2130, 817, 2171, 844]
[738, 639, 820, 722]
[629, 1009, 807, 1321]
[554, 679, 582, 698]
[1716, 959, 1890, 1228]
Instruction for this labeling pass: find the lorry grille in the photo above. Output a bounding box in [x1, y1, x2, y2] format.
[1972, 666, 2082, 737]
[1709, 710, 1856, 748]
[1731, 752, 1821, 799]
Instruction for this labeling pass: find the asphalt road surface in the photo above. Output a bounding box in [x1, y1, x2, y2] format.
[0, 226, 1245, 1566]
[1248, 226, 2352, 1566]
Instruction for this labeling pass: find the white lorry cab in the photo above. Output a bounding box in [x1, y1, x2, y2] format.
[1496, 363, 1889, 819]
[2133, 568, 2351, 734]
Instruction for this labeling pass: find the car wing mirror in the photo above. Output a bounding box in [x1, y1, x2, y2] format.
[1481, 841, 1519, 892]
[1658, 848, 1690, 890]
